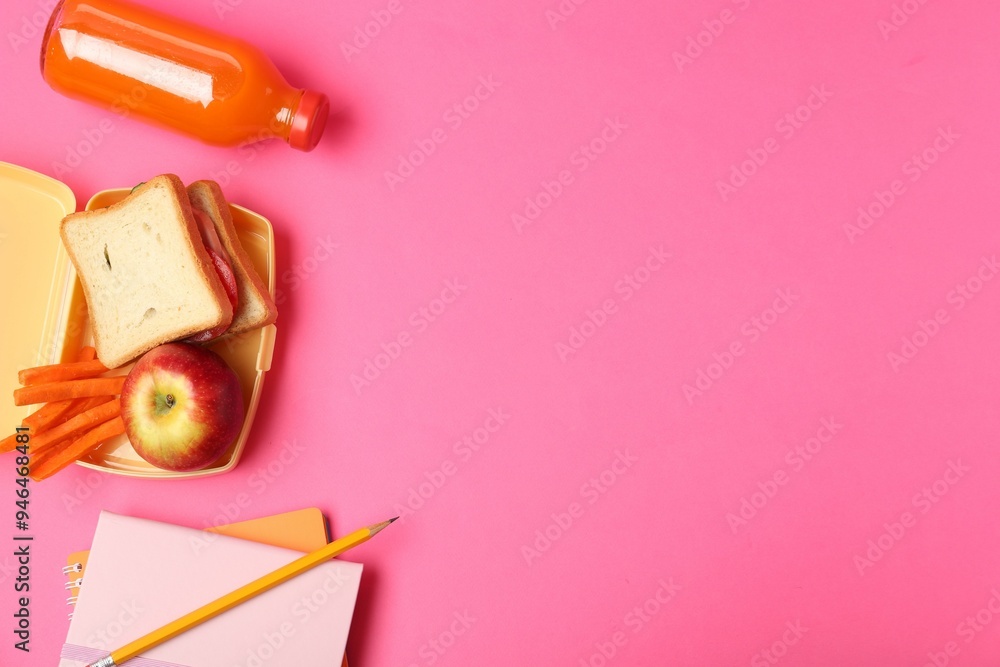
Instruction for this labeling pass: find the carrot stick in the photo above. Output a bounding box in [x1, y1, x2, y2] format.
[0, 433, 20, 453]
[4, 397, 103, 451]
[30, 416, 125, 481]
[13, 376, 125, 406]
[30, 396, 115, 457]
[19, 349, 103, 432]
[47, 396, 114, 429]
[21, 399, 76, 432]
[18, 359, 110, 386]
[0, 348, 104, 445]
[26, 398, 118, 459]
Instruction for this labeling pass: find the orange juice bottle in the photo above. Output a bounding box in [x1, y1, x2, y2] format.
[40, 0, 329, 151]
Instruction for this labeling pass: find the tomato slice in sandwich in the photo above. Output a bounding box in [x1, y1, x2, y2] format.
[185, 210, 239, 343]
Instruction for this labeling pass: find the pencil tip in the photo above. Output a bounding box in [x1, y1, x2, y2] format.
[368, 517, 399, 535]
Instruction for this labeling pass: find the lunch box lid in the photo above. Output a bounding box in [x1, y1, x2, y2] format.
[0, 161, 76, 432]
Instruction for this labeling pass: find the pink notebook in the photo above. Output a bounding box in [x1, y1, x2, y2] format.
[59, 511, 363, 667]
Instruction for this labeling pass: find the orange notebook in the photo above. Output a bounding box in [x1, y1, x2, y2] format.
[62, 508, 349, 667]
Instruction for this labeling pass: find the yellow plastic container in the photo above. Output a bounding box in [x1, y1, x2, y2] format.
[0, 162, 276, 478]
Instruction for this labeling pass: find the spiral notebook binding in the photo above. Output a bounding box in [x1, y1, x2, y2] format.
[63, 561, 84, 618]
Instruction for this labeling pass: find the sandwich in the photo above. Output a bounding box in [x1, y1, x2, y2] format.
[186, 180, 277, 337]
[59, 174, 277, 368]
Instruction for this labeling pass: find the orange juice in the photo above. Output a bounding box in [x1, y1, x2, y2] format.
[41, 0, 329, 151]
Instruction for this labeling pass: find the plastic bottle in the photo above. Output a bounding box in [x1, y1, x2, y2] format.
[40, 0, 329, 151]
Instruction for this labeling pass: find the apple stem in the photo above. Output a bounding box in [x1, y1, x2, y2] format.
[165, 394, 175, 408]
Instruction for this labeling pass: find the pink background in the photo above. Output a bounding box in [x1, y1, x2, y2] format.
[3, 0, 1000, 665]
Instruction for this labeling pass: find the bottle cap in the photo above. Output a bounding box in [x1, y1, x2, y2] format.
[289, 90, 330, 151]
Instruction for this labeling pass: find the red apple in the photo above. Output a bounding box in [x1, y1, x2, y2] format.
[120, 343, 244, 472]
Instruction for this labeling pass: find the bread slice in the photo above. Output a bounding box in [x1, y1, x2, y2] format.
[187, 180, 277, 335]
[60, 175, 234, 368]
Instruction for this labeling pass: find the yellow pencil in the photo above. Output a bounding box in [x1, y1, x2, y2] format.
[86, 517, 397, 667]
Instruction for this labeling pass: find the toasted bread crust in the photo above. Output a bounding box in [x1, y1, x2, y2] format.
[188, 180, 278, 335]
[59, 175, 234, 368]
